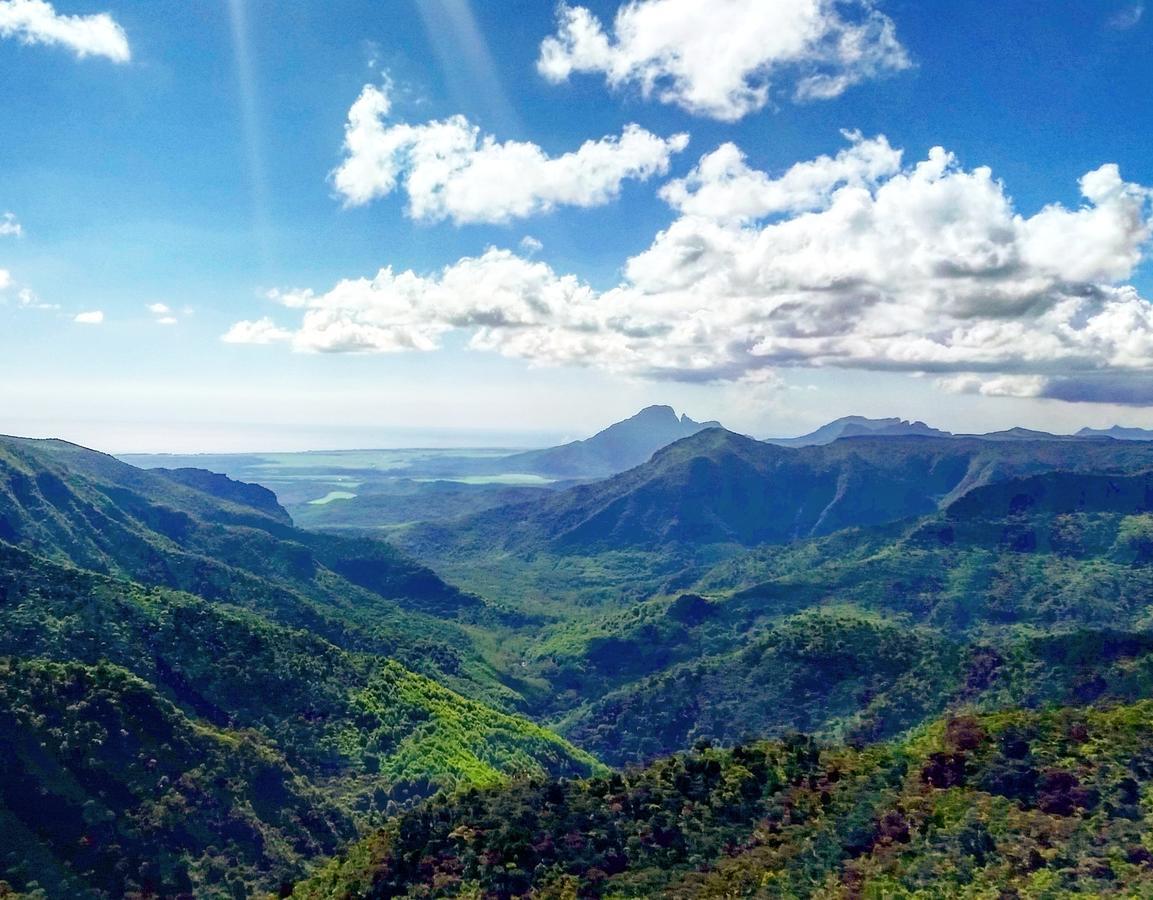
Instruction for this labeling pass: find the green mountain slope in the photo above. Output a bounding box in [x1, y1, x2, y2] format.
[393, 430, 1153, 612]
[0, 659, 356, 900]
[405, 430, 1153, 556]
[0, 435, 533, 707]
[0, 543, 599, 797]
[0, 439, 603, 896]
[292, 701, 1153, 898]
[511, 469, 1153, 763]
[0, 435, 468, 612]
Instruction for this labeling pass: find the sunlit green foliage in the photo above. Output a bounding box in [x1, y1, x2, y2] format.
[292, 701, 1153, 898]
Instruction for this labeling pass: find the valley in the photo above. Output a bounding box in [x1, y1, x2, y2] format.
[5, 410, 1153, 897]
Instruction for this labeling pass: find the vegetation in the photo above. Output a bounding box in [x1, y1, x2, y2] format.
[395, 430, 1153, 562]
[0, 658, 355, 899]
[508, 469, 1153, 765]
[0, 435, 530, 706]
[10, 427, 1153, 896]
[293, 701, 1153, 898]
[0, 438, 601, 896]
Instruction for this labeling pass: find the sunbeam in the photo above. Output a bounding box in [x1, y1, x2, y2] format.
[414, 0, 522, 134]
[225, 0, 273, 267]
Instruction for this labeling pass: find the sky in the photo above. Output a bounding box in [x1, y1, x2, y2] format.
[2, 0, 1153, 452]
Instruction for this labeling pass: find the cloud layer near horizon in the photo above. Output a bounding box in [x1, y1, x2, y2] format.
[538, 0, 910, 121]
[0, 0, 129, 62]
[227, 133, 1153, 405]
[331, 82, 689, 224]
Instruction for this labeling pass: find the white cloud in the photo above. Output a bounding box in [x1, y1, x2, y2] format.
[331, 82, 689, 224]
[0, 0, 130, 62]
[0, 212, 21, 237]
[537, 0, 909, 121]
[73, 310, 104, 325]
[156, 316, 178, 326]
[228, 135, 1153, 405]
[0, 269, 11, 290]
[659, 131, 902, 224]
[937, 374, 1047, 399]
[16, 287, 55, 309]
[147, 302, 171, 315]
[520, 235, 544, 254]
[222, 317, 292, 345]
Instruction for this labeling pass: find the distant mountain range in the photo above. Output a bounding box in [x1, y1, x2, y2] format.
[400, 411, 1153, 481]
[770, 416, 1153, 446]
[765, 415, 950, 446]
[398, 428, 1153, 558]
[1077, 425, 1153, 440]
[411, 412, 1153, 478]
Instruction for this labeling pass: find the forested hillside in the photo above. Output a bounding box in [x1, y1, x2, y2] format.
[9, 430, 1153, 897]
[392, 430, 1153, 609]
[521, 468, 1153, 763]
[294, 701, 1153, 897]
[0, 659, 355, 899]
[0, 440, 601, 896]
[0, 436, 528, 706]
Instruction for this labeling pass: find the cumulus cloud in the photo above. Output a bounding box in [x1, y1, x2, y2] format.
[221, 317, 293, 345]
[0, 0, 130, 62]
[537, 0, 910, 121]
[331, 82, 689, 224]
[941, 372, 1153, 407]
[228, 134, 1153, 404]
[0, 269, 11, 290]
[73, 310, 104, 324]
[659, 131, 902, 224]
[147, 302, 170, 315]
[0, 212, 21, 237]
[937, 374, 1047, 399]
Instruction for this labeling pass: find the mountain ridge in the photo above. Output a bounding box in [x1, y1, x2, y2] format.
[397, 428, 1153, 559]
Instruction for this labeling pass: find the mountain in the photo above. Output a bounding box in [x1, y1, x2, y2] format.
[399, 429, 1153, 561]
[0, 541, 598, 788]
[525, 466, 1153, 764]
[0, 434, 533, 704]
[1078, 425, 1153, 440]
[293, 700, 1153, 898]
[0, 436, 604, 895]
[962, 426, 1078, 441]
[0, 648, 593, 897]
[371, 406, 724, 485]
[13, 428, 1153, 896]
[496, 405, 723, 478]
[767, 415, 951, 446]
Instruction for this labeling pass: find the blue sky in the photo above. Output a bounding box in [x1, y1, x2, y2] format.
[2, 0, 1153, 451]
